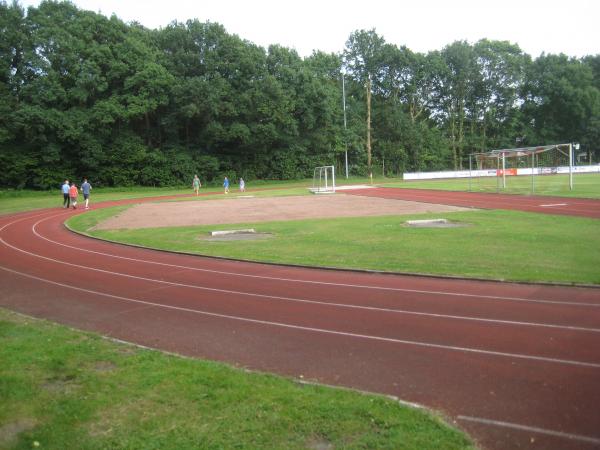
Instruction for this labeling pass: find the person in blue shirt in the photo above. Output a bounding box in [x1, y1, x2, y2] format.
[80, 178, 92, 209]
[223, 176, 230, 194]
[61, 180, 70, 208]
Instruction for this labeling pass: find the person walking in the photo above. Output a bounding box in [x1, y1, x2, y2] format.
[223, 176, 230, 194]
[69, 182, 78, 209]
[61, 180, 70, 208]
[239, 177, 245, 192]
[80, 178, 92, 209]
[192, 175, 201, 196]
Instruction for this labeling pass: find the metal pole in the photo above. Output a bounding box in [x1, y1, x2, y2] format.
[342, 73, 348, 179]
[502, 152, 506, 189]
[569, 143, 573, 190]
[331, 165, 336, 192]
[531, 152, 535, 193]
[496, 154, 500, 192]
[319, 168, 322, 192]
[468, 154, 472, 192]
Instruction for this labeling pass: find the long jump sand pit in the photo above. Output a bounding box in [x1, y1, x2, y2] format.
[95, 194, 472, 230]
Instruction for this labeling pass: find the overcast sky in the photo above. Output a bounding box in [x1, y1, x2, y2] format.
[18, 0, 600, 58]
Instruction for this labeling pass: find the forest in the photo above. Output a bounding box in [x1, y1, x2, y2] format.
[1, 0, 599, 188]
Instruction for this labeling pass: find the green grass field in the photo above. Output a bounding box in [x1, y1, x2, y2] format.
[3, 173, 598, 215]
[69, 206, 600, 285]
[381, 173, 600, 198]
[0, 308, 474, 450]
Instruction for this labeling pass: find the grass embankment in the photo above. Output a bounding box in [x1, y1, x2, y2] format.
[70, 207, 600, 285]
[0, 309, 473, 450]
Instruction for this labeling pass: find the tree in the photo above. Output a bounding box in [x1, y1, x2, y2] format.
[344, 29, 387, 180]
[521, 53, 600, 159]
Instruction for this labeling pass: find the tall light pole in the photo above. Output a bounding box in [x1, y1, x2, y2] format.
[342, 72, 348, 179]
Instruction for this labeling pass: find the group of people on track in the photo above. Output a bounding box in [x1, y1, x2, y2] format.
[193, 175, 245, 195]
[61, 178, 92, 209]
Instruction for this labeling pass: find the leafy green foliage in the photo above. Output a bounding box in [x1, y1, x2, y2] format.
[0, 2, 598, 189]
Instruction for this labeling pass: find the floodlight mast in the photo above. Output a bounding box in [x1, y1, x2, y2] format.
[342, 72, 348, 179]
[502, 151, 506, 189]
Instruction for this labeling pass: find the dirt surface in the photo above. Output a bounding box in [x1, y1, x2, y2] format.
[94, 194, 471, 230]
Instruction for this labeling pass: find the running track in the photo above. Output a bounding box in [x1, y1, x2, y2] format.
[1, 190, 599, 450]
[344, 187, 600, 219]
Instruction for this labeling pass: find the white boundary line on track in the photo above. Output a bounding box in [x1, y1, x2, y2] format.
[21, 211, 600, 308]
[1, 217, 599, 334]
[1, 264, 600, 369]
[457, 416, 600, 445]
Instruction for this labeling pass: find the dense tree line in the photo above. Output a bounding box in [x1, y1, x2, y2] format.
[1, 1, 599, 188]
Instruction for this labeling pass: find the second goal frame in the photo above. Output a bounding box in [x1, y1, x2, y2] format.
[310, 165, 336, 194]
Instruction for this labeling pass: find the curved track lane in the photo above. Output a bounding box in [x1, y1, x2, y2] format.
[1, 197, 600, 450]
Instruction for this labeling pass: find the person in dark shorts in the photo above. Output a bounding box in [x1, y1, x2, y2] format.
[61, 180, 70, 208]
[80, 178, 92, 209]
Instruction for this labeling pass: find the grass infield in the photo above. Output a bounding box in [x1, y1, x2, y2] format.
[0, 308, 474, 449]
[70, 206, 600, 285]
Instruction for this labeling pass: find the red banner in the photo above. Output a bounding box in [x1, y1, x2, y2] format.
[497, 169, 517, 176]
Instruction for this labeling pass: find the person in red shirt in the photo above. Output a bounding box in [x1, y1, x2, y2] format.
[69, 183, 78, 209]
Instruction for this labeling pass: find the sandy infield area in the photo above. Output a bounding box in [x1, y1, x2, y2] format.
[94, 194, 471, 230]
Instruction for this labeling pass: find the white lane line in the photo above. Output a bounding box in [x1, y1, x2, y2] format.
[1, 265, 600, 369]
[4, 229, 600, 334]
[457, 416, 600, 445]
[0, 210, 62, 231]
[540, 203, 568, 207]
[23, 212, 600, 308]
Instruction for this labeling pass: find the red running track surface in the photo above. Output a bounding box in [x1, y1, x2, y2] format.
[343, 187, 600, 219]
[1, 195, 599, 450]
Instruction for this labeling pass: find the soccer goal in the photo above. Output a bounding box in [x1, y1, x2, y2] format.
[310, 165, 336, 194]
[469, 144, 574, 194]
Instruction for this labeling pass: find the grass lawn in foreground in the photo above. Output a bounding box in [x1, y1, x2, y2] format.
[0, 308, 473, 450]
[69, 207, 600, 285]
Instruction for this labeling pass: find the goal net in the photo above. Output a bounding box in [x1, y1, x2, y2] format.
[469, 144, 574, 194]
[310, 165, 336, 194]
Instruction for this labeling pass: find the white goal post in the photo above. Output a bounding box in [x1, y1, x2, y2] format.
[468, 143, 575, 193]
[310, 165, 336, 194]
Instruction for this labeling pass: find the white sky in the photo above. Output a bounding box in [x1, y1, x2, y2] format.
[18, 0, 600, 58]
